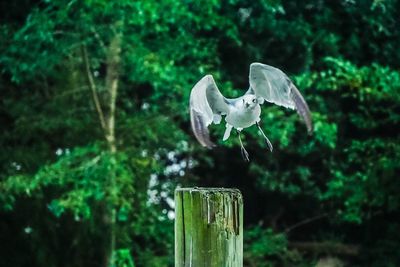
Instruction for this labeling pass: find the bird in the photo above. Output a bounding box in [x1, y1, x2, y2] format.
[189, 62, 313, 161]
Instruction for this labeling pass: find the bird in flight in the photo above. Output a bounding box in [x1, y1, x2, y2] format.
[189, 63, 312, 161]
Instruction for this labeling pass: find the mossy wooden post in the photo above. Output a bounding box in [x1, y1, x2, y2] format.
[175, 187, 243, 267]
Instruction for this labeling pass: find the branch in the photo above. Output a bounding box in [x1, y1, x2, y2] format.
[53, 86, 91, 99]
[81, 45, 107, 132]
[289, 241, 360, 256]
[90, 26, 107, 55]
[285, 213, 328, 234]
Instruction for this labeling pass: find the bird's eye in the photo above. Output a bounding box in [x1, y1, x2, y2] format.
[252, 99, 256, 103]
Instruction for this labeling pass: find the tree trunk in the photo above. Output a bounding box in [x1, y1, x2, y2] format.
[103, 22, 123, 267]
[105, 25, 122, 154]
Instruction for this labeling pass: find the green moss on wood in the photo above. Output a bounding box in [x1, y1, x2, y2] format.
[175, 187, 243, 267]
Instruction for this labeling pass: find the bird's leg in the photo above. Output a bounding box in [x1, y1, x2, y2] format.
[256, 122, 273, 152]
[223, 123, 233, 141]
[237, 129, 250, 162]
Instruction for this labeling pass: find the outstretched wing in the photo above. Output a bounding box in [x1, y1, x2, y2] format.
[248, 63, 313, 133]
[190, 75, 230, 148]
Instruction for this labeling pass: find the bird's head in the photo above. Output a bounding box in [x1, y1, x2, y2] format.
[241, 95, 260, 110]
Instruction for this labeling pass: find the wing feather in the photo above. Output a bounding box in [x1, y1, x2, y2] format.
[189, 75, 230, 148]
[249, 63, 313, 133]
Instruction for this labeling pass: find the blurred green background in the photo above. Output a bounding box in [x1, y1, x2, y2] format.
[1, 0, 399, 266]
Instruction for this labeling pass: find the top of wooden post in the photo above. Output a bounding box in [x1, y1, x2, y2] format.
[175, 187, 242, 194]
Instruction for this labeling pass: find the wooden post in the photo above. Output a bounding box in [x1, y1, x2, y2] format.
[175, 187, 243, 267]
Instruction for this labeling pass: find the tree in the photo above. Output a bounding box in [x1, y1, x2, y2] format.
[0, 1, 238, 266]
[1, 0, 400, 266]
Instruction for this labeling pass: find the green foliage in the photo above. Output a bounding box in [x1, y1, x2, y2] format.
[244, 226, 315, 267]
[244, 227, 288, 267]
[113, 249, 135, 267]
[311, 58, 400, 223]
[1, 0, 400, 266]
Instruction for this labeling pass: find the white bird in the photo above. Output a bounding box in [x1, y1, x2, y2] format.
[189, 63, 313, 161]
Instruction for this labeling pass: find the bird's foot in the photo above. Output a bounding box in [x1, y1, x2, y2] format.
[237, 130, 250, 162]
[256, 122, 273, 152]
[264, 136, 273, 152]
[240, 145, 250, 162]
